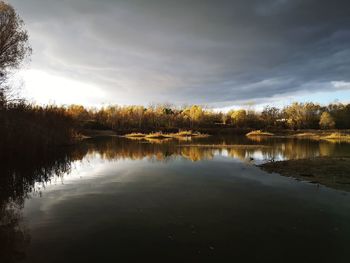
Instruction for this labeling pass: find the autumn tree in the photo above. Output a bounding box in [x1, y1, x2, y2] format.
[327, 103, 350, 129]
[182, 105, 204, 128]
[67, 105, 89, 120]
[319, 112, 335, 129]
[261, 106, 280, 128]
[283, 102, 321, 129]
[220, 112, 230, 125]
[230, 109, 247, 127]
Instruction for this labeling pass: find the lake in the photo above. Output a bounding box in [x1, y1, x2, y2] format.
[1, 136, 350, 262]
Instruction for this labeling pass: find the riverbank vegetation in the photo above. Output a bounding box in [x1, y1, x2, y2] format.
[0, 101, 76, 156]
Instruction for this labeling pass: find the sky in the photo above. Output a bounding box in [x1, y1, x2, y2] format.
[10, 0, 350, 109]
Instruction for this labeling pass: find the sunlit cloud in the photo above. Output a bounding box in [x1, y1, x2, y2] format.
[18, 69, 106, 106]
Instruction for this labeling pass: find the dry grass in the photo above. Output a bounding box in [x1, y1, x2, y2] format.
[124, 130, 209, 140]
[322, 132, 350, 141]
[293, 132, 319, 138]
[180, 144, 271, 149]
[291, 132, 350, 142]
[145, 132, 170, 139]
[169, 130, 209, 138]
[173, 130, 194, 136]
[246, 130, 274, 137]
[124, 133, 146, 138]
[245, 130, 350, 143]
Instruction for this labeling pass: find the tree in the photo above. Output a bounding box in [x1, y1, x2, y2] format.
[283, 102, 321, 129]
[182, 105, 204, 128]
[327, 103, 350, 129]
[230, 110, 247, 127]
[319, 112, 335, 129]
[220, 113, 229, 125]
[0, 1, 31, 103]
[0, 2, 31, 73]
[261, 106, 280, 128]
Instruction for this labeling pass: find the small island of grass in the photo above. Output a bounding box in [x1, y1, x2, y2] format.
[145, 132, 170, 139]
[321, 132, 350, 141]
[246, 130, 275, 137]
[123, 130, 209, 140]
[244, 130, 350, 142]
[124, 133, 147, 138]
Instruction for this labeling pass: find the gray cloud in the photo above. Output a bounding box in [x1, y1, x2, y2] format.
[10, 0, 350, 106]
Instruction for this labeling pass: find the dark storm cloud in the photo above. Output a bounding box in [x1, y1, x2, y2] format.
[10, 0, 350, 106]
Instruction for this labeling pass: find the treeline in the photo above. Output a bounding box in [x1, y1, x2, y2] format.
[66, 102, 350, 132]
[1, 98, 350, 154]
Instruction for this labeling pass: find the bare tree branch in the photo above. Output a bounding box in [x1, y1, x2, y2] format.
[0, 1, 31, 105]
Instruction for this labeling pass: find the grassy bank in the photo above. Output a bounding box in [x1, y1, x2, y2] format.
[246, 129, 350, 142]
[259, 157, 350, 191]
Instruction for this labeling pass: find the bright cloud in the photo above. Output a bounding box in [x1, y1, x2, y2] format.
[19, 69, 106, 106]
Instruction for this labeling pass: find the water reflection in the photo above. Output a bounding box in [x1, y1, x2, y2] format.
[1, 136, 349, 205]
[1, 136, 348, 197]
[80, 136, 350, 163]
[1, 136, 350, 262]
[0, 148, 81, 262]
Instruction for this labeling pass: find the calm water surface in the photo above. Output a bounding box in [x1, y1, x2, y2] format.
[1, 136, 350, 262]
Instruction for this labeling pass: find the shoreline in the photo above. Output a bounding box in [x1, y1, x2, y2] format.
[259, 157, 350, 192]
[246, 129, 350, 142]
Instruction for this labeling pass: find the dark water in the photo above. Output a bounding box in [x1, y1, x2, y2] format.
[1, 136, 350, 262]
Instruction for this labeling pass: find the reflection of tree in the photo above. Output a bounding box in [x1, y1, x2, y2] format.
[81, 137, 341, 163]
[180, 147, 214, 162]
[247, 137, 338, 160]
[83, 138, 216, 162]
[0, 146, 87, 262]
[0, 202, 29, 263]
